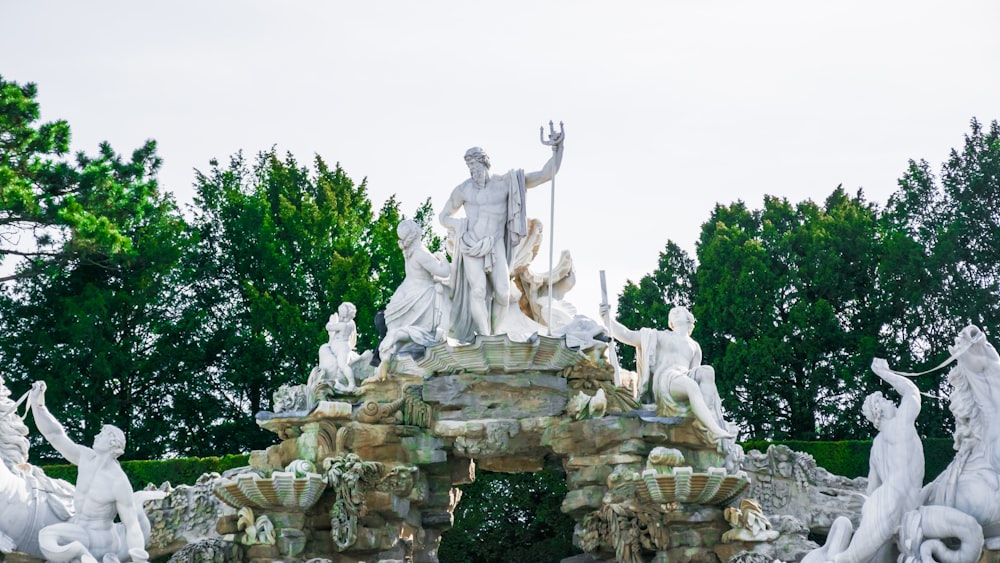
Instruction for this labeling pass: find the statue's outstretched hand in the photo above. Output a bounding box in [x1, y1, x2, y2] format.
[29, 380, 47, 407]
[871, 358, 890, 373]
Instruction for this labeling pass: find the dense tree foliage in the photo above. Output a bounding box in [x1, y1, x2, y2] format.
[695, 189, 883, 440]
[0, 139, 192, 462]
[617, 119, 1000, 441]
[440, 467, 579, 563]
[174, 150, 435, 454]
[0, 76, 136, 280]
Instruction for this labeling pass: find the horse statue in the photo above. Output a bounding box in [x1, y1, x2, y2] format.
[921, 324, 1000, 550]
[0, 375, 75, 558]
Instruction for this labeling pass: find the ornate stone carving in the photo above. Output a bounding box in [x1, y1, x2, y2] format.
[400, 385, 433, 428]
[438, 127, 564, 341]
[565, 359, 641, 415]
[728, 552, 779, 563]
[897, 505, 983, 563]
[236, 507, 275, 546]
[27, 380, 166, 563]
[417, 333, 586, 375]
[272, 383, 309, 413]
[165, 538, 242, 563]
[805, 336, 1000, 562]
[321, 453, 415, 552]
[355, 398, 405, 424]
[579, 469, 667, 563]
[452, 420, 520, 456]
[740, 445, 865, 535]
[375, 218, 451, 377]
[600, 304, 735, 444]
[722, 499, 780, 543]
[144, 475, 233, 559]
[923, 325, 1000, 550]
[578, 447, 752, 563]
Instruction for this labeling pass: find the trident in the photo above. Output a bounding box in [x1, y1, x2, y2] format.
[539, 120, 564, 335]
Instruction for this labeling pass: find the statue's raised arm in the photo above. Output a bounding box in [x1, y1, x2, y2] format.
[27, 380, 159, 563]
[524, 121, 565, 189]
[869, 357, 921, 422]
[28, 381, 83, 465]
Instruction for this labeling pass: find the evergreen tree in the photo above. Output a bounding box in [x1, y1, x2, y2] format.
[179, 150, 427, 453]
[0, 139, 193, 462]
[0, 75, 135, 280]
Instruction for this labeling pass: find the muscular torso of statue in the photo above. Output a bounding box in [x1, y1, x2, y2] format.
[870, 417, 923, 498]
[72, 454, 121, 529]
[456, 176, 509, 243]
[653, 331, 699, 372]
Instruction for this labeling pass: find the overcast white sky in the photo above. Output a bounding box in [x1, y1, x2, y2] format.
[3, 1, 999, 320]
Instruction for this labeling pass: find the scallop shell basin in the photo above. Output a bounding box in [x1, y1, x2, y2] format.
[639, 467, 750, 506]
[417, 334, 587, 375]
[213, 471, 327, 511]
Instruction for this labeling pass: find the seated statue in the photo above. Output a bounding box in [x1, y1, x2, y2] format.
[309, 302, 360, 393]
[28, 381, 158, 563]
[375, 219, 452, 378]
[600, 303, 734, 442]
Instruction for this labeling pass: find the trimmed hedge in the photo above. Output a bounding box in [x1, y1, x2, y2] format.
[741, 438, 955, 483]
[42, 454, 250, 490]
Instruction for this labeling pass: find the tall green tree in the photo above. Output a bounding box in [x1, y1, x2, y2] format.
[930, 119, 1000, 333]
[0, 75, 134, 280]
[874, 118, 1000, 435]
[618, 189, 881, 440]
[179, 150, 426, 453]
[0, 139, 194, 462]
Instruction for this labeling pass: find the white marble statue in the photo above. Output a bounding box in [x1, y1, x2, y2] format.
[311, 303, 360, 393]
[376, 219, 452, 376]
[897, 505, 983, 563]
[28, 381, 161, 563]
[438, 126, 564, 342]
[922, 324, 1000, 549]
[599, 303, 734, 441]
[814, 358, 925, 563]
[0, 376, 74, 558]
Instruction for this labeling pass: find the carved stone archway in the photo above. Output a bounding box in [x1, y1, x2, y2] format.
[215, 335, 758, 563]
